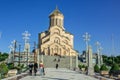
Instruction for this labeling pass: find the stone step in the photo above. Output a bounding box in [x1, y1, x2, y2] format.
[39, 55, 77, 68]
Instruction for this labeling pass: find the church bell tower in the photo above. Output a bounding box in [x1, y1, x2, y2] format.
[49, 6, 64, 30]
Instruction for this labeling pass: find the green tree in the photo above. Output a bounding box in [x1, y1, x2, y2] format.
[7, 63, 14, 69]
[0, 52, 9, 61]
[0, 62, 9, 76]
[110, 63, 119, 71]
[109, 63, 120, 75]
[94, 64, 100, 73]
[100, 64, 108, 71]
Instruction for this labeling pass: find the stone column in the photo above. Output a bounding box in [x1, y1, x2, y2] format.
[37, 49, 40, 69]
[100, 55, 103, 65]
[87, 46, 94, 75]
[76, 53, 78, 69]
[70, 52, 72, 69]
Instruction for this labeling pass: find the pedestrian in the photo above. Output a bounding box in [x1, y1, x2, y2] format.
[29, 62, 33, 76]
[39, 61, 44, 76]
[34, 62, 38, 76]
[43, 66, 45, 75]
[56, 63, 58, 69]
[58, 58, 60, 62]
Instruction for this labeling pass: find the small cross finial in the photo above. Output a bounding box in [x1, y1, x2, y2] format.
[56, 5, 58, 10]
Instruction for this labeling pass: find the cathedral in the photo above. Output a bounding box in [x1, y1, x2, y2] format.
[38, 7, 78, 56]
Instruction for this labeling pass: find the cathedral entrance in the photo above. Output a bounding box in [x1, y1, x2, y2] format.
[54, 53, 61, 57]
[54, 53, 58, 56]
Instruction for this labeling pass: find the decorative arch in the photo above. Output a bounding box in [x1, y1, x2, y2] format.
[54, 45, 59, 55]
[53, 28, 60, 34]
[65, 40, 68, 44]
[54, 37, 60, 44]
[68, 48, 70, 56]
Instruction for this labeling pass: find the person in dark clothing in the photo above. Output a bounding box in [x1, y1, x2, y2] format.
[58, 58, 60, 62]
[43, 67, 45, 75]
[29, 63, 33, 76]
[34, 62, 38, 76]
[56, 63, 58, 69]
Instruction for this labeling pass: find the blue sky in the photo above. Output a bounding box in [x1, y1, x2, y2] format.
[0, 0, 120, 56]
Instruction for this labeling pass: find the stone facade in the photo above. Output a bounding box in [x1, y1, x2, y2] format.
[38, 7, 77, 56]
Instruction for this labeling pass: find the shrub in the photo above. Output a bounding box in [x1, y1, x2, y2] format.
[7, 63, 14, 69]
[94, 64, 100, 73]
[21, 64, 24, 68]
[109, 63, 120, 75]
[0, 62, 9, 75]
[100, 64, 108, 71]
[82, 65, 86, 68]
[110, 63, 119, 71]
[78, 64, 82, 69]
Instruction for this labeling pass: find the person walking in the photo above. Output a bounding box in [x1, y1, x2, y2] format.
[33, 62, 38, 76]
[56, 63, 58, 69]
[29, 62, 33, 76]
[43, 66, 45, 75]
[39, 61, 44, 76]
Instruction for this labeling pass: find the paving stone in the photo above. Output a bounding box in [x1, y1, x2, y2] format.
[20, 68, 99, 80]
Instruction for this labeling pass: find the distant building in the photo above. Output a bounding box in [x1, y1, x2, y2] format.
[38, 7, 78, 56]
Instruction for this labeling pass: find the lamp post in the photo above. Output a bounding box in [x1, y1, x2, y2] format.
[83, 32, 91, 51]
[27, 48, 28, 66]
[83, 32, 91, 64]
[99, 46, 103, 65]
[95, 41, 101, 67]
[8, 45, 14, 63]
[18, 44, 21, 66]
[22, 31, 31, 66]
[33, 41, 36, 63]
[11, 40, 17, 66]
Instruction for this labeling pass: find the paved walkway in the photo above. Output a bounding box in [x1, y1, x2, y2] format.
[20, 68, 99, 80]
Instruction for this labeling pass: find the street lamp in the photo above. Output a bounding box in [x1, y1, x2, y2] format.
[8, 45, 14, 63]
[22, 31, 31, 66]
[82, 32, 91, 51]
[27, 48, 28, 66]
[18, 44, 21, 66]
[99, 46, 103, 65]
[11, 40, 17, 66]
[33, 41, 36, 63]
[82, 32, 91, 64]
[95, 41, 101, 67]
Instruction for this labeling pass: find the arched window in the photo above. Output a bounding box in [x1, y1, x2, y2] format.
[54, 45, 58, 53]
[51, 19, 54, 26]
[63, 45, 66, 49]
[56, 19, 57, 25]
[54, 37, 60, 44]
[59, 19, 61, 26]
[51, 48, 53, 54]
[65, 40, 68, 44]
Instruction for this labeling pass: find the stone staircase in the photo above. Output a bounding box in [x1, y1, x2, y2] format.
[39, 55, 77, 69]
